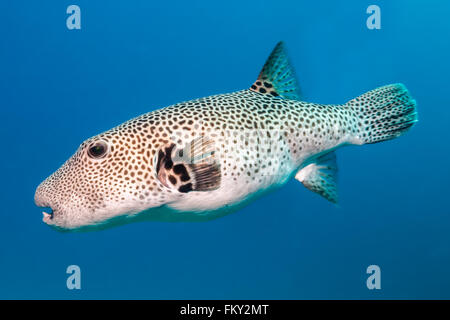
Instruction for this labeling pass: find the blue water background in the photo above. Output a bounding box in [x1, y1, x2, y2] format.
[1, 0, 449, 299]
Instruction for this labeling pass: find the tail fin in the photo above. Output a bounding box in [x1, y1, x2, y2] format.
[347, 84, 418, 144]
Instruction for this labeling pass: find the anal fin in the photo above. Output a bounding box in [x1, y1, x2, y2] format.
[295, 152, 338, 203]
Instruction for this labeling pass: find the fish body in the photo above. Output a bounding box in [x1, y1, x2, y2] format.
[35, 42, 418, 230]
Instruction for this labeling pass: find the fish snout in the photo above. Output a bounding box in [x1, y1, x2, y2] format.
[34, 181, 56, 223]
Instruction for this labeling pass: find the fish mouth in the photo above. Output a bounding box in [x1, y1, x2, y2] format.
[34, 183, 59, 225]
[39, 206, 55, 223]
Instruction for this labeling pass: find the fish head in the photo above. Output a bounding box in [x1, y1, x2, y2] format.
[34, 119, 171, 230]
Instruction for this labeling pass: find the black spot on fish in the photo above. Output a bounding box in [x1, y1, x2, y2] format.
[168, 175, 177, 185]
[179, 183, 193, 193]
[164, 159, 173, 169]
[173, 164, 190, 181]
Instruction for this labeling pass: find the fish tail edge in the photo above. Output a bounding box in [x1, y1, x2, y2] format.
[346, 83, 418, 145]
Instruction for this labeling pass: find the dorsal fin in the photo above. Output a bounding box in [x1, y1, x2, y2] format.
[250, 41, 301, 100]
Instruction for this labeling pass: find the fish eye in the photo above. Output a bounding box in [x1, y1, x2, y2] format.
[87, 140, 109, 159]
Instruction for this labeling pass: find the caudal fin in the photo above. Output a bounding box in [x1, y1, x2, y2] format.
[347, 84, 418, 144]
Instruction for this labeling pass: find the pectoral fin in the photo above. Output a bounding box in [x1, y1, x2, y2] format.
[295, 152, 338, 203]
[156, 137, 221, 193]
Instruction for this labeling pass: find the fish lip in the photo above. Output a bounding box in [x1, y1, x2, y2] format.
[35, 193, 55, 223]
[37, 205, 55, 222]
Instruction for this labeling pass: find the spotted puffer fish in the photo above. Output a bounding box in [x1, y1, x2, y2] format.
[34, 42, 418, 231]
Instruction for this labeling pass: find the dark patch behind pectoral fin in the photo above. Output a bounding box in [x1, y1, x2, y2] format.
[156, 144, 176, 189]
[155, 138, 221, 193]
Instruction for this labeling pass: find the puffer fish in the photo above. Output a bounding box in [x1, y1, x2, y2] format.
[34, 42, 418, 231]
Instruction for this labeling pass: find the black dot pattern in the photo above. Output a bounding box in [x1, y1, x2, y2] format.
[35, 83, 416, 229]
